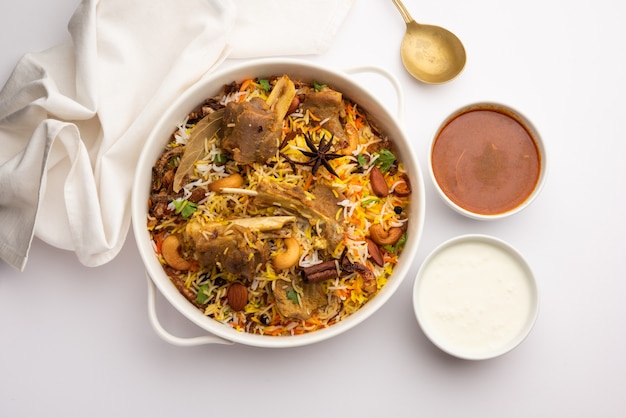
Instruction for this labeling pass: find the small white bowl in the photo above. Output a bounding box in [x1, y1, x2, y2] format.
[413, 235, 539, 360]
[428, 102, 547, 220]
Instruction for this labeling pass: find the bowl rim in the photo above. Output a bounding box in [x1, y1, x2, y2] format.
[428, 101, 548, 220]
[412, 234, 540, 360]
[131, 57, 426, 347]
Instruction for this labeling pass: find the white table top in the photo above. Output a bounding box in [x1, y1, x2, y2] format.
[2, 1, 625, 417]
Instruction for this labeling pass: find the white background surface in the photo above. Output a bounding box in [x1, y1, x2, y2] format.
[2, 1, 625, 417]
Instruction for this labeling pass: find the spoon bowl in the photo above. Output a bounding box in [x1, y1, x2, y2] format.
[392, 0, 466, 84]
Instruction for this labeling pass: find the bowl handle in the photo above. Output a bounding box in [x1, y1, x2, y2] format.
[145, 272, 234, 346]
[343, 66, 405, 123]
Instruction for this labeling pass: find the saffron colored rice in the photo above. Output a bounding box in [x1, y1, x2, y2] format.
[147, 75, 412, 336]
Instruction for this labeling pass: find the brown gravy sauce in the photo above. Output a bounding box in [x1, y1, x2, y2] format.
[432, 107, 541, 215]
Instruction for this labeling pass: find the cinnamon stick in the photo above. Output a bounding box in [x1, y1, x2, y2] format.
[301, 260, 339, 283]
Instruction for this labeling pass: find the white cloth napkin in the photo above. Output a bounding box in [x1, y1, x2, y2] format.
[0, 0, 353, 271]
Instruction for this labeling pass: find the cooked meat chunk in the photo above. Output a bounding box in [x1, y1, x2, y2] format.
[221, 97, 281, 164]
[185, 219, 269, 281]
[252, 180, 344, 252]
[273, 279, 339, 321]
[254, 180, 315, 218]
[308, 183, 343, 219]
[302, 89, 347, 144]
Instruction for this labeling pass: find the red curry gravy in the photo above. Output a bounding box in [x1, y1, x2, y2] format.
[431, 106, 541, 215]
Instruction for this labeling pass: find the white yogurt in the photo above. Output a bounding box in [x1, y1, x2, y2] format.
[414, 235, 538, 360]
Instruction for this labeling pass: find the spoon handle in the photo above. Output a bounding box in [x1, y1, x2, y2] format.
[391, 0, 414, 24]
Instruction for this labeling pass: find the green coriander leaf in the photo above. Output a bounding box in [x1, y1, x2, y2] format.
[396, 232, 408, 250]
[384, 233, 408, 254]
[181, 202, 197, 219]
[361, 197, 379, 208]
[173, 199, 197, 219]
[167, 156, 179, 168]
[286, 290, 299, 305]
[259, 79, 271, 91]
[213, 153, 227, 164]
[196, 284, 210, 305]
[313, 81, 327, 92]
[376, 149, 397, 172]
[357, 154, 367, 167]
[172, 199, 183, 212]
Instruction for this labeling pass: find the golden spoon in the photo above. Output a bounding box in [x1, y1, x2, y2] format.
[392, 0, 466, 84]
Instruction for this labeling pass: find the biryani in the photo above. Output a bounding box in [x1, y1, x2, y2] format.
[147, 75, 412, 336]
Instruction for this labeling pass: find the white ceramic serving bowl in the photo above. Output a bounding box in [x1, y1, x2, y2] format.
[413, 234, 539, 360]
[428, 102, 547, 220]
[131, 58, 425, 348]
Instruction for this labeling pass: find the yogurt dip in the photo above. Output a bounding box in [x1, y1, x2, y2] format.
[413, 235, 538, 360]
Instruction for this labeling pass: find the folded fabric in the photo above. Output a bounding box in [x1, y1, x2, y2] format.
[0, 0, 354, 271]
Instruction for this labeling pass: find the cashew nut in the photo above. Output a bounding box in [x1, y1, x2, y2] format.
[207, 173, 244, 192]
[272, 237, 300, 270]
[161, 234, 191, 271]
[369, 224, 403, 246]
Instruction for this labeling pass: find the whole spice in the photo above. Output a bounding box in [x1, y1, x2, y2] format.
[294, 133, 342, 177]
[173, 108, 225, 192]
[301, 260, 340, 283]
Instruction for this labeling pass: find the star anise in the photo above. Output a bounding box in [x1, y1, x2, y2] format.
[296, 133, 343, 177]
